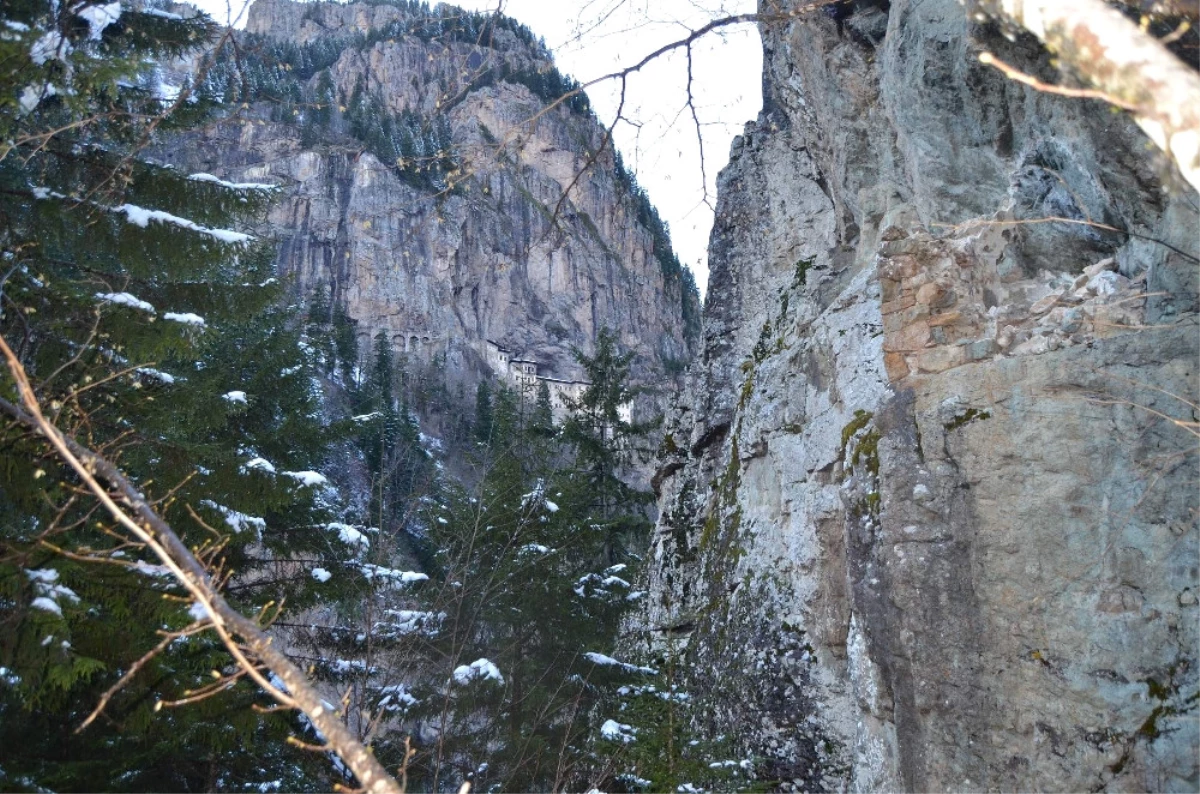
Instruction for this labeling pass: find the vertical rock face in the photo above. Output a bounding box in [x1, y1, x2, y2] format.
[634, 1, 1199, 790]
[161, 0, 699, 402]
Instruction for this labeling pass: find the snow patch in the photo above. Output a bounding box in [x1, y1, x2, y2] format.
[30, 31, 69, 65]
[584, 652, 657, 675]
[30, 597, 62, 616]
[600, 719, 636, 743]
[114, 203, 253, 244]
[163, 311, 205, 326]
[377, 684, 418, 712]
[19, 83, 56, 114]
[133, 560, 171, 578]
[283, 470, 327, 487]
[96, 291, 155, 314]
[76, 2, 121, 40]
[222, 390, 247, 404]
[311, 567, 332, 583]
[241, 456, 276, 474]
[187, 173, 276, 191]
[361, 564, 427, 587]
[329, 522, 370, 550]
[452, 658, 504, 686]
[201, 500, 266, 539]
[136, 367, 176, 384]
[382, 609, 443, 636]
[26, 568, 80, 617]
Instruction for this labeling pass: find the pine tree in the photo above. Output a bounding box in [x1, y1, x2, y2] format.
[378, 340, 657, 791]
[561, 327, 655, 563]
[474, 379, 494, 444]
[0, 2, 352, 789]
[532, 379, 555, 438]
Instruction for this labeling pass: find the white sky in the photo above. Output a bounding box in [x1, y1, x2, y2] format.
[191, 0, 763, 298]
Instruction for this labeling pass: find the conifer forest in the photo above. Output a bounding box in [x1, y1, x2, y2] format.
[1, 0, 1197, 792]
[0, 0, 717, 790]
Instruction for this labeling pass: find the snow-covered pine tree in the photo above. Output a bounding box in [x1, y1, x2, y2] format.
[0, 2, 367, 789]
[368, 339, 658, 791]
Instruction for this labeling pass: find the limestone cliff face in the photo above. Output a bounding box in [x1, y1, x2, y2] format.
[634, 1, 1199, 790]
[162, 0, 698, 403]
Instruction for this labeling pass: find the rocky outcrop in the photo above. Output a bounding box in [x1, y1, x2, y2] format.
[633, 1, 1199, 790]
[160, 0, 698, 409]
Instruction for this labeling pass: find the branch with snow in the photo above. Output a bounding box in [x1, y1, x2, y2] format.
[451, 658, 505, 686]
[0, 333, 402, 794]
[114, 203, 253, 244]
[187, 173, 277, 191]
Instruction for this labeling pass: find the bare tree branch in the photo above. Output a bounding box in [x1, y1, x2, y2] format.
[979, 0, 1200, 192]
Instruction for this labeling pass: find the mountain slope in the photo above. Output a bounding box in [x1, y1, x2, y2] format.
[158, 0, 699, 413]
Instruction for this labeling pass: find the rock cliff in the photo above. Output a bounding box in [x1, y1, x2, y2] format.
[158, 0, 699, 412]
[633, 1, 1199, 790]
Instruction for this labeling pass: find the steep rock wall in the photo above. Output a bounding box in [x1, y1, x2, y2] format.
[633, 1, 1199, 790]
[161, 0, 697, 402]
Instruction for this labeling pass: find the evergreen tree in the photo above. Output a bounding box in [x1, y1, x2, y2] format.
[474, 379, 494, 444]
[375, 341, 657, 791]
[562, 328, 655, 563]
[0, 2, 355, 789]
[532, 379, 555, 438]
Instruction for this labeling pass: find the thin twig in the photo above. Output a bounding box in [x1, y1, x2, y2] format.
[931, 216, 1200, 264]
[76, 629, 185, 733]
[977, 52, 1143, 113]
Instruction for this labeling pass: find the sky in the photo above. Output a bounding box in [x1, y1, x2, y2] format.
[190, 0, 764, 298]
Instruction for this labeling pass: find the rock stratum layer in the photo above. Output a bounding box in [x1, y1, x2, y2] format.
[161, 0, 698, 403]
[633, 1, 1199, 791]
